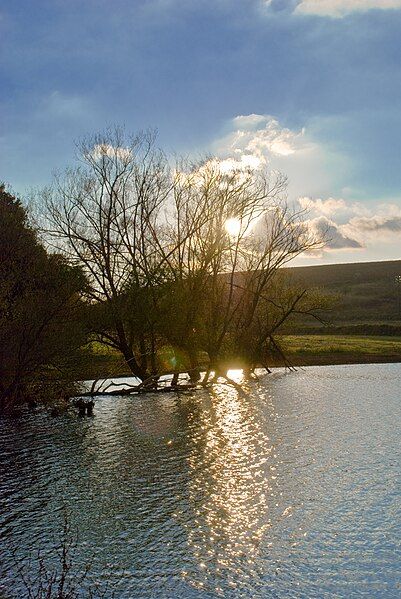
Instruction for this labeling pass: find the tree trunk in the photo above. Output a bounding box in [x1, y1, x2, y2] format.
[114, 320, 148, 380]
[188, 349, 201, 383]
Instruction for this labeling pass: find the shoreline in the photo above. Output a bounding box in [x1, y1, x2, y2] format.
[81, 355, 401, 385]
[74, 335, 401, 383]
[281, 354, 401, 368]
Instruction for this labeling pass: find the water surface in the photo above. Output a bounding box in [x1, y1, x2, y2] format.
[0, 364, 400, 598]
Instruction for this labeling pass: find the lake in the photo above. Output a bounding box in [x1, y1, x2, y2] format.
[0, 364, 400, 598]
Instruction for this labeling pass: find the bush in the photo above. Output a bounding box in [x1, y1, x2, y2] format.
[0, 185, 86, 412]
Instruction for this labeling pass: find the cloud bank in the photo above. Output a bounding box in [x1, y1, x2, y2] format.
[302, 197, 401, 254]
[307, 216, 363, 250]
[212, 113, 401, 258]
[295, 0, 401, 18]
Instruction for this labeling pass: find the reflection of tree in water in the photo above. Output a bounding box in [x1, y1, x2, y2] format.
[181, 374, 280, 595]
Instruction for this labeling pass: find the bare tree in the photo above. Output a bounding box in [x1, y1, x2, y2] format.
[227, 203, 325, 374]
[43, 129, 326, 388]
[44, 128, 172, 381]
[160, 159, 324, 381]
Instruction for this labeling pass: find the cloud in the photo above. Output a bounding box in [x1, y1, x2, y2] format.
[298, 196, 369, 221]
[213, 154, 265, 172]
[307, 215, 363, 250]
[211, 115, 401, 258]
[213, 114, 350, 202]
[252, 211, 362, 253]
[214, 114, 307, 167]
[345, 212, 401, 236]
[295, 0, 401, 18]
[301, 197, 401, 254]
[299, 196, 348, 217]
[92, 143, 132, 161]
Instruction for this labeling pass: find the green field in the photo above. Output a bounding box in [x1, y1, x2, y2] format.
[284, 259, 401, 328]
[279, 335, 401, 366]
[78, 335, 401, 380]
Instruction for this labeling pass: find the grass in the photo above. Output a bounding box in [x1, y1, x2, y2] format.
[279, 335, 401, 366]
[76, 335, 401, 381]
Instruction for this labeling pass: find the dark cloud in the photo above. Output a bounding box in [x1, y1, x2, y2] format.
[308, 216, 363, 249]
[348, 215, 401, 233]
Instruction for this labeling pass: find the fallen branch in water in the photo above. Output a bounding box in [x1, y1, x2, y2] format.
[74, 382, 200, 398]
[70, 364, 289, 405]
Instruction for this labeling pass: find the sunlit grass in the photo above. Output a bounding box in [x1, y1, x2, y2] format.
[280, 335, 401, 356]
[80, 336, 401, 380]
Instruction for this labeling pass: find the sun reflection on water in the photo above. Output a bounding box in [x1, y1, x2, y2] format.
[183, 382, 279, 594]
[226, 368, 245, 383]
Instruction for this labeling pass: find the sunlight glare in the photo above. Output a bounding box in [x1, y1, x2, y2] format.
[225, 218, 241, 237]
[226, 369, 244, 383]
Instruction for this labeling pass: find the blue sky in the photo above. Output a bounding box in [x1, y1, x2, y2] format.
[2, 0, 401, 264]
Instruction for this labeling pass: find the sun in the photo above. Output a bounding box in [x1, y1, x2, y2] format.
[225, 217, 241, 237]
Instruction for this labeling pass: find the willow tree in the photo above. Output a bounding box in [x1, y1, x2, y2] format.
[44, 128, 324, 385]
[225, 205, 325, 374]
[152, 158, 277, 380]
[44, 129, 173, 381]
[159, 160, 286, 377]
[44, 130, 214, 382]
[159, 160, 324, 380]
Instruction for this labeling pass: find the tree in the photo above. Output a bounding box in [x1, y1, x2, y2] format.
[0, 185, 86, 412]
[160, 160, 324, 379]
[44, 129, 176, 382]
[43, 128, 325, 387]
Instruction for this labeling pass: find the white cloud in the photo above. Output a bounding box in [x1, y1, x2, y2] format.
[344, 206, 401, 241]
[215, 154, 264, 172]
[213, 114, 348, 201]
[215, 114, 307, 167]
[211, 115, 401, 259]
[298, 196, 369, 221]
[299, 196, 348, 217]
[92, 144, 132, 161]
[301, 197, 401, 254]
[295, 0, 401, 18]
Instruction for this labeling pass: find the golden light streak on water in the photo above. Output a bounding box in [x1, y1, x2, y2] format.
[183, 382, 278, 594]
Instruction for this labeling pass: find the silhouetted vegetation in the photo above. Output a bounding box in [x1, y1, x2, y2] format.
[42, 128, 326, 389]
[4, 130, 366, 410]
[0, 185, 86, 412]
[10, 512, 113, 598]
[7, 128, 398, 408]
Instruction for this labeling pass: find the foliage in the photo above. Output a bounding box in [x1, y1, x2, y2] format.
[44, 128, 327, 382]
[0, 185, 86, 411]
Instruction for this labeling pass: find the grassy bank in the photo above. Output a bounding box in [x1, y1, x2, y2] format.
[278, 335, 401, 367]
[76, 335, 401, 381]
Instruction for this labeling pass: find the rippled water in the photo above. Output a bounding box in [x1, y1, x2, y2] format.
[1, 364, 400, 598]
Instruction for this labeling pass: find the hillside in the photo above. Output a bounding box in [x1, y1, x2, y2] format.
[283, 259, 401, 333]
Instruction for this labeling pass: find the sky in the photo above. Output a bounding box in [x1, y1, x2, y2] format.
[1, 0, 401, 265]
